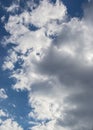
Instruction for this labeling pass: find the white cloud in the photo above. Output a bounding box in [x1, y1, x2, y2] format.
[0, 108, 13, 130]
[30, 120, 65, 130]
[0, 119, 23, 130]
[0, 110, 7, 117]
[2, 50, 18, 70]
[6, 4, 19, 13]
[30, 0, 66, 27]
[28, 95, 61, 120]
[0, 88, 8, 99]
[3, 0, 93, 130]
[0, 109, 23, 130]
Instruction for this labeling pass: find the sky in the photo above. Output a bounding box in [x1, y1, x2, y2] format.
[0, 0, 93, 130]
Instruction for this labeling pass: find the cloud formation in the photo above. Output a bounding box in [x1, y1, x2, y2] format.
[0, 118, 23, 130]
[2, 0, 93, 130]
[0, 108, 23, 130]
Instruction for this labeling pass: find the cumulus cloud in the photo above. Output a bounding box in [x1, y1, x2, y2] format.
[29, 0, 66, 27]
[2, 0, 93, 130]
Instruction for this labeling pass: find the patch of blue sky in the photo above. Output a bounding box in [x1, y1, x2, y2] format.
[62, 0, 88, 18]
[0, 56, 30, 129]
[0, 0, 13, 7]
[0, 47, 30, 130]
[47, 0, 88, 17]
[27, 23, 39, 31]
[0, 7, 10, 38]
[0, 84, 31, 129]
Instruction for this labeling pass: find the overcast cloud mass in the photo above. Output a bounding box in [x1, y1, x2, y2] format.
[0, 0, 93, 130]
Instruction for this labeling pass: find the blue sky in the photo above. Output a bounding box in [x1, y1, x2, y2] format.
[0, 0, 93, 130]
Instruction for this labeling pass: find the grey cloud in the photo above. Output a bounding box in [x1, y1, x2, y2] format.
[3, 0, 93, 130]
[34, 47, 93, 129]
[31, 80, 54, 96]
[35, 44, 93, 88]
[30, 3, 93, 129]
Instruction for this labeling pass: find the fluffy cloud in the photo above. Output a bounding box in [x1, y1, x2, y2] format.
[29, 0, 66, 27]
[2, 0, 93, 130]
[0, 109, 23, 130]
[0, 119, 23, 130]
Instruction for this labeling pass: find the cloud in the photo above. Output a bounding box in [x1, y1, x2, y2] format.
[0, 118, 23, 130]
[30, 120, 65, 130]
[0, 110, 7, 117]
[2, 49, 18, 70]
[6, 4, 19, 13]
[0, 109, 23, 130]
[0, 88, 8, 99]
[2, 0, 93, 130]
[29, 0, 66, 27]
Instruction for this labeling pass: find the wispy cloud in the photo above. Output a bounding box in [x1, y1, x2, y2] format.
[0, 88, 8, 99]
